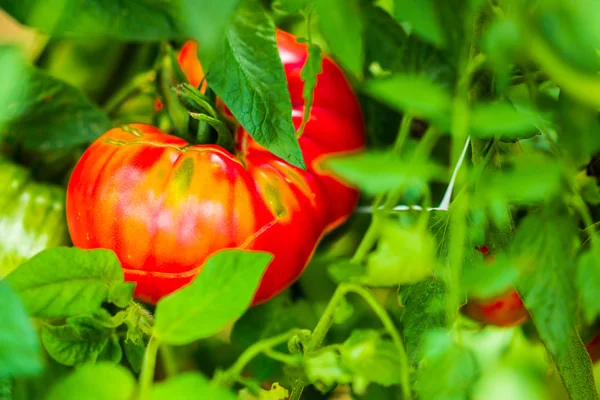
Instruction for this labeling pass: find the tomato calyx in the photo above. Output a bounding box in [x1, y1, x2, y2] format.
[174, 83, 235, 152]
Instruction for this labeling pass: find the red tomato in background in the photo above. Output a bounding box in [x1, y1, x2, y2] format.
[462, 245, 529, 327]
[66, 30, 365, 305]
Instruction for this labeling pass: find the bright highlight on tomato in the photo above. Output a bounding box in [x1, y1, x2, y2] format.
[66, 31, 365, 305]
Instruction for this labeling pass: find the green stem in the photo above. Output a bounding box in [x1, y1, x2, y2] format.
[138, 335, 160, 400]
[103, 70, 156, 115]
[393, 114, 413, 156]
[216, 329, 302, 388]
[290, 284, 413, 400]
[159, 344, 178, 378]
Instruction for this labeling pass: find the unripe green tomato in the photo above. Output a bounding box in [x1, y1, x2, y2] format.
[0, 159, 70, 277]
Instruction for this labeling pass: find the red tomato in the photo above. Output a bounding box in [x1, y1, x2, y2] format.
[586, 333, 600, 363]
[462, 246, 529, 327]
[66, 31, 365, 305]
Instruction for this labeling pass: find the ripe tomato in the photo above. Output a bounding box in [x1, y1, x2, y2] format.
[66, 30, 365, 305]
[462, 245, 529, 327]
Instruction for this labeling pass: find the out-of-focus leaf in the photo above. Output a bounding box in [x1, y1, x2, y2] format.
[4, 68, 111, 151]
[0, 46, 28, 130]
[364, 220, 436, 286]
[414, 330, 479, 399]
[2, 0, 181, 40]
[322, 151, 447, 195]
[513, 213, 578, 356]
[393, 0, 443, 47]
[470, 102, 539, 141]
[46, 363, 135, 400]
[315, 0, 363, 78]
[363, 75, 452, 125]
[150, 373, 237, 400]
[0, 280, 42, 377]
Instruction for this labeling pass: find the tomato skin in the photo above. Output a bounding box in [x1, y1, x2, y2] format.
[463, 246, 529, 327]
[67, 31, 365, 305]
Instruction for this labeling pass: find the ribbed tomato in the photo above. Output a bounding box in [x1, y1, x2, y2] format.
[463, 245, 529, 327]
[66, 30, 365, 305]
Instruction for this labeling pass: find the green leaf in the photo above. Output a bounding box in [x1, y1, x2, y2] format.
[123, 338, 145, 374]
[577, 247, 600, 324]
[394, 0, 444, 47]
[414, 330, 479, 399]
[41, 322, 110, 367]
[552, 330, 599, 400]
[327, 260, 366, 284]
[363, 75, 452, 124]
[315, 0, 363, 78]
[46, 363, 135, 400]
[179, 0, 241, 66]
[463, 254, 520, 299]
[340, 330, 402, 395]
[297, 40, 323, 136]
[398, 278, 447, 365]
[0, 46, 28, 130]
[364, 220, 436, 286]
[482, 18, 521, 90]
[513, 213, 578, 356]
[323, 151, 446, 195]
[273, 0, 309, 14]
[107, 282, 135, 308]
[0, 280, 42, 377]
[6, 247, 125, 318]
[4, 68, 111, 151]
[207, 1, 304, 168]
[150, 373, 237, 400]
[154, 250, 273, 345]
[99, 334, 123, 364]
[2, 0, 182, 40]
[470, 102, 539, 140]
[304, 349, 352, 393]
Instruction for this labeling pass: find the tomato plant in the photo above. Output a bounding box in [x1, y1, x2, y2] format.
[3, 1, 600, 399]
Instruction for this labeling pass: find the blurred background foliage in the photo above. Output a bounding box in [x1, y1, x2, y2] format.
[1, 0, 600, 399]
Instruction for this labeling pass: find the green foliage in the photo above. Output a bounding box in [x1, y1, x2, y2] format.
[45, 363, 135, 400]
[153, 250, 272, 345]
[150, 373, 237, 400]
[3, 68, 111, 151]
[2, 0, 600, 398]
[207, 0, 304, 168]
[315, 0, 363, 78]
[6, 248, 131, 318]
[0, 280, 41, 377]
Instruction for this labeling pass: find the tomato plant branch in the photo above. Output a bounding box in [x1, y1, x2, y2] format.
[291, 283, 412, 400]
[138, 335, 160, 400]
[103, 70, 156, 116]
